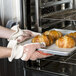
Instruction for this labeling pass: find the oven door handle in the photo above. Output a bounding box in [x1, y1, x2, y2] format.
[6, 20, 18, 28]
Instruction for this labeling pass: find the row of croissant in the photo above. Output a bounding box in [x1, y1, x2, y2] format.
[32, 30, 76, 48]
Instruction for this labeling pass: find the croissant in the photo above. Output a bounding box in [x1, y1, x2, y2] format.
[49, 30, 63, 40]
[32, 34, 53, 46]
[55, 35, 75, 48]
[44, 30, 63, 40]
[43, 31, 50, 36]
[32, 35, 50, 46]
[67, 32, 76, 39]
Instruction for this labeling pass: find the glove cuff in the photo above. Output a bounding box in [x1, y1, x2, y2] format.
[8, 24, 24, 41]
[7, 40, 24, 62]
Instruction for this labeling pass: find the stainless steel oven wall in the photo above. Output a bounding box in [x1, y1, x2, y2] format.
[0, 0, 23, 27]
[73, 0, 76, 9]
[0, 0, 2, 25]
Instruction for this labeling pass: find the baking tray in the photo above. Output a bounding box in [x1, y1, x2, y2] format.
[21, 29, 76, 56]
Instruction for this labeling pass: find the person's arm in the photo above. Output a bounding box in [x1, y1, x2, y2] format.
[0, 26, 41, 42]
[0, 46, 11, 58]
[0, 26, 51, 61]
[0, 26, 15, 39]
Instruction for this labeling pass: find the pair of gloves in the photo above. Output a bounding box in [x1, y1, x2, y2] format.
[7, 25, 51, 62]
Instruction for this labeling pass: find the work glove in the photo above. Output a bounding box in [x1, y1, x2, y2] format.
[30, 50, 53, 61]
[8, 25, 41, 43]
[7, 25, 53, 62]
[21, 42, 46, 61]
[7, 40, 45, 62]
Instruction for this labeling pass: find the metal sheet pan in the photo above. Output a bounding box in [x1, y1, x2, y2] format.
[21, 29, 76, 56]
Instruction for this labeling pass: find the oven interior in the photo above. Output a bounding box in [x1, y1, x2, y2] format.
[30, 0, 76, 32]
[25, 0, 76, 76]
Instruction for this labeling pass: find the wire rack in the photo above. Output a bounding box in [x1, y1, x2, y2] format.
[41, 9, 76, 21]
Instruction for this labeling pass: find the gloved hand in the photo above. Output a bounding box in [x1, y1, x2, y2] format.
[7, 25, 52, 62]
[8, 25, 41, 43]
[21, 43, 53, 61]
[7, 40, 24, 62]
[22, 49, 52, 61]
[17, 30, 41, 43]
[30, 51, 53, 61]
[21, 43, 44, 61]
[7, 39, 46, 62]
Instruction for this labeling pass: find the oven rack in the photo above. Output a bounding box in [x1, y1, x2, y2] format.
[41, 9, 76, 21]
[41, 20, 66, 29]
[40, 0, 71, 9]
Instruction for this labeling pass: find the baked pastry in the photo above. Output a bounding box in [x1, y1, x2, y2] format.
[55, 35, 75, 48]
[67, 32, 76, 39]
[43, 31, 50, 36]
[43, 31, 53, 44]
[49, 30, 63, 40]
[47, 35, 53, 45]
[32, 34, 53, 46]
[44, 30, 63, 40]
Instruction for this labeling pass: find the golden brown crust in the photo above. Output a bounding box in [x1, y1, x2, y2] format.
[49, 30, 63, 40]
[47, 35, 53, 45]
[32, 35, 40, 43]
[32, 35, 51, 46]
[67, 32, 76, 39]
[43, 31, 50, 36]
[32, 30, 63, 47]
[55, 35, 75, 48]
[43, 30, 63, 40]
[41, 35, 50, 46]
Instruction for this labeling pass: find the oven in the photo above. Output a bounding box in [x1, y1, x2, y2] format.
[24, 0, 76, 76]
[0, 0, 76, 76]
[27, 0, 76, 32]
